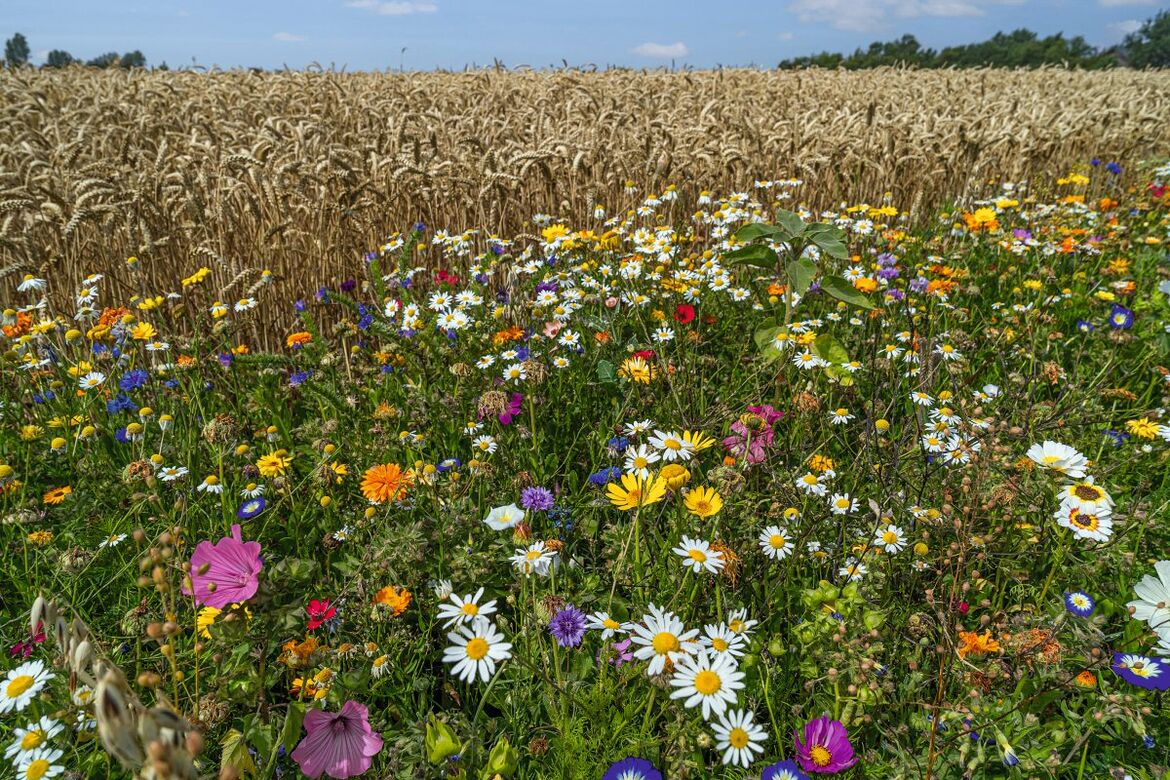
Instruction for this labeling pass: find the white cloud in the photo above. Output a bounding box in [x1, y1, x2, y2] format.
[273, 32, 305, 42]
[1098, 0, 1155, 6]
[346, 0, 439, 14]
[788, 0, 1025, 29]
[777, 31, 795, 41]
[1108, 18, 1143, 35]
[631, 41, 690, 58]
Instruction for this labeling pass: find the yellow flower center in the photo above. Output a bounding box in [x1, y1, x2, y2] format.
[651, 632, 679, 655]
[1070, 511, 1098, 531]
[883, 531, 898, 544]
[6, 675, 35, 698]
[25, 759, 50, 780]
[712, 637, 729, 652]
[729, 620, 745, 633]
[810, 745, 833, 767]
[603, 618, 620, 630]
[461, 603, 479, 615]
[802, 475, 818, 485]
[688, 549, 707, 563]
[20, 731, 44, 750]
[526, 550, 541, 561]
[633, 456, 648, 469]
[465, 638, 489, 660]
[693, 670, 721, 695]
[728, 727, 750, 749]
[664, 439, 681, 450]
[769, 534, 786, 549]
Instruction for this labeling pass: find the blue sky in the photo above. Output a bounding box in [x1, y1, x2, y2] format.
[2, 0, 1167, 70]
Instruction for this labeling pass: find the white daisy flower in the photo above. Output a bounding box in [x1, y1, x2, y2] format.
[668, 650, 745, 720]
[628, 603, 699, 676]
[711, 708, 768, 767]
[758, 526, 792, 560]
[673, 536, 725, 575]
[442, 617, 512, 684]
[0, 661, 53, 715]
[436, 587, 498, 628]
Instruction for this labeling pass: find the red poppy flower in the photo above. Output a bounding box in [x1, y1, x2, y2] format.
[673, 304, 695, 324]
[307, 599, 337, 630]
[632, 349, 655, 361]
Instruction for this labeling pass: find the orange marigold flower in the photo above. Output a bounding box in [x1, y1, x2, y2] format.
[43, 486, 72, 505]
[361, 462, 411, 504]
[373, 585, 412, 616]
[854, 277, 878, 293]
[286, 331, 313, 348]
[957, 630, 1001, 659]
[1075, 670, 1097, 689]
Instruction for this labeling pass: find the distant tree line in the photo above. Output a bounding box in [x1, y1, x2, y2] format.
[778, 12, 1170, 69]
[3, 32, 157, 69]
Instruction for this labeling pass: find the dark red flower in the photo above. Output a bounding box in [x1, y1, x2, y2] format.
[632, 349, 655, 361]
[307, 599, 337, 630]
[673, 304, 695, 324]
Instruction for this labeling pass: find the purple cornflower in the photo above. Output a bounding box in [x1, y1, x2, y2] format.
[520, 486, 555, 512]
[909, 276, 929, 293]
[340, 279, 357, 293]
[548, 605, 587, 648]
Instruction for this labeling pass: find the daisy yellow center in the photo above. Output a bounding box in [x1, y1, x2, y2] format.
[883, 531, 899, 544]
[6, 675, 35, 698]
[21, 731, 45, 750]
[664, 439, 681, 450]
[728, 727, 750, 749]
[465, 638, 489, 660]
[693, 670, 721, 695]
[729, 620, 745, 633]
[461, 603, 479, 615]
[802, 475, 818, 485]
[835, 408, 847, 416]
[810, 745, 833, 766]
[603, 618, 620, 630]
[835, 499, 849, 509]
[1042, 455, 1062, 464]
[633, 456, 648, 469]
[526, 550, 541, 561]
[651, 632, 680, 655]
[688, 549, 707, 563]
[712, 637, 729, 652]
[770, 534, 786, 549]
[24, 759, 50, 780]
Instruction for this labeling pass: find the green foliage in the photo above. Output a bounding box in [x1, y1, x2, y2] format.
[1124, 11, 1170, 68]
[4, 33, 29, 67]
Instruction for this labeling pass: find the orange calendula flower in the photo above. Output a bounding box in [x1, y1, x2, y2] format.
[361, 463, 411, 504]
[43, 486, 72, 505]
[286, 331, 313, 348]
[1074, 670, 1097, 689]
[373, 586, 412, 616]
[957, 630, 1001, 659]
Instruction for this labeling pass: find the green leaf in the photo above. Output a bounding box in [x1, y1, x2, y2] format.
[775, 208, 805, 237]
[723, 243, 779, 270]
[734, 223, 785, 243]
[812, 333, 855, 386]
[786, 258, 817, 295]
[281, 702, 306, 753]
[804, 223, 850, 260]
[753, 319, 788, 365]
[595, 359, 617, 384]
[220, 729, 257, 778]
[819, 276, 875, 310]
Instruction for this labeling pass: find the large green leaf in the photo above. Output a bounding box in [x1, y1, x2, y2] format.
[819, 275, 875, 310]
[804, 223, 850, 260]
[753, 318, 788, 364]
[775, 208, 806, 237]
[811, 333, 854, 386]
[786, 258, 817, 295]
[281, 702, 306, 753]
[723, 243, 779, 270]
[595, 359, 617, 384]
[734, 223, 786, 243]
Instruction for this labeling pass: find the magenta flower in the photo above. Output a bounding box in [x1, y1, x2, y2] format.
[794, 716, 857, 773]
[182, 523, 262, 609]
[292, 700, 384, 779]
[723, 404, 784, 465]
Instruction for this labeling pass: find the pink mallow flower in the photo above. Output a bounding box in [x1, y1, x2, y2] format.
[292, 700, 384, 779]
[723, 404, 784, 465]
[182, 523, 262, 609]
[794, 715, 858, 774]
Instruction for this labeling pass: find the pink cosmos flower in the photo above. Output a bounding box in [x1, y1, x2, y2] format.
[723, 404, 785, 465]
[182, 524, 262, 609]
[794, 715, 858, 773]
[292, 700, 384, 779]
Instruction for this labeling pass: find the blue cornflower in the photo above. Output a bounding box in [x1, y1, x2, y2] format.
[237, 497, 266, 520]
[588, 466, 622, 486]
[1063, 591, 1095, 617]
[1106, 162, 1122, 175]
[106, 393, 138, 414]
[548, 604, 587, 647]
[289, 370, 312, 387]
[119, 369, 149, 391]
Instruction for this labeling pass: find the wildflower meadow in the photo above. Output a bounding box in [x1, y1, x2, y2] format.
[2, 159, 1170, 780]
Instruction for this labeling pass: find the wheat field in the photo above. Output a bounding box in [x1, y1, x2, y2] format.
[2, 66, 1169, 307]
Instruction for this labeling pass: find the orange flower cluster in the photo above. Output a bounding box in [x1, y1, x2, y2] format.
[957, 630, 1001, 659]
[361, 462, 412, 504]
[373, 585, 412, 616]
[1, 311, 32, 339]
[492, 326, 524, 347]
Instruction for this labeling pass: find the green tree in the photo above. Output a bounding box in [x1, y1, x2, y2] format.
[1124, 11, 1170, 68]
[119, 50, 146, 68]
[4, 32, 30, 67]
[85, 51, 119, 68]
[45, 49, 76, 68]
